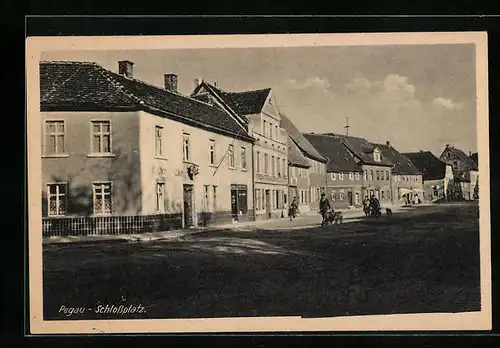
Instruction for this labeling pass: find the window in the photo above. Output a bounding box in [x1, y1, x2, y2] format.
[369, 170, 373, 181]
[364, 171, 367, 180]
[331, 191, 336, 201]
[212, 186, 218, 211]
[339, 173, 344, 180]
[183, 133, 190, 162]
[91, 121, 111, 154]
[155, 126, 164, 157]
[263, 120, 267, 136]
[241, 147, 247, 170]
[271, 156, 275, 176]
[386, 171, 390, 180]
[355, 172, 360, 180]
[275, 125, 278, 140]
[300, 190, 305, 204]
[376, 170, 380, 180]
[256, 151, 261, 173]
[331, 173, 336, 180]
[339, 192, 345, 200]
[209, 140, 216, 164]
[45, 121, 65, 155]
[275, 190, 279, 209]
[277, 157, 281, 176]
[228, 144, 235, 168]
[373, 148, 381, 162]
[255, 189, 260, 211]
[349, 172, 354, 180]
[203, 185, 210, 211]
[264, 154, 269, 174]
[47, 183, 66, 216]
[231, 184, 248, 215]
[381, 191, 386, 199]
[93, 182, 112, 215]
[283, 159, 286, 177]
[316, 187, 321, 202]
[156, 182, 165, 212]
[355, 192, 360, 204]
[453, 161, 458, 169]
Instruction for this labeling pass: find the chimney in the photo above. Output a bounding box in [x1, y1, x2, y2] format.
[194, 78, 202, 89]
[164, 74, 178, 92]
[469, 151, 472, 156]
[214, 81, 218, 88]
[386, 141, 391, 147]
[118, 60, 134, 78]
[419, 150, 423, 152]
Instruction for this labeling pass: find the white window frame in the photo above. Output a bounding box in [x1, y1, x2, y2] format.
[212, 185, 218, 211]
[355, 192, 360, 204]
[183, 133, 191, 162]
[241, 147, 247, 170]
[339, 192, 345, 200]
[46, 182, 67, 216]
[373, 149, 381, 162]
[203, 184, 210, 212]
[92, 181, 113, 216]
[209, 139, 216, 165]
[43, 120, 68, 157]
[256, 151, 261, 173]
[228, 144, 235, 169]
[331, 173, 336, 180]
[90, 120, 113, 156]
[355, 172, 360, 180]
[156, 182, 166, 213]
[155, 125, 164, 158]
[264, 153, 268, 174]
[349, 172, 354, 180]
[339, 173, 344, 180]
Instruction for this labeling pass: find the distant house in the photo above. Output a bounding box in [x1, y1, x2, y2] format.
[280, 114, 328, 212]
[286, 136, 312, 212]
[320, 134, 394, 206]
[40, 60, 255, 236]
[403, 151, 454, 202]
[192, 81, 289, 220]
[439, 145, 479, 200]
[373, 142, 424, 206]
[303, 133, 364, 209]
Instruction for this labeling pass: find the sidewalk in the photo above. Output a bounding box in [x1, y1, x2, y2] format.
[43, 206, 420, 246]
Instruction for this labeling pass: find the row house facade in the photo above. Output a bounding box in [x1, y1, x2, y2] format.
[374, 142, 424, 206]
[192, 81, 289, 220]
[330, 134, 394, 207]
[304, 134, 364, 209]
[439, 144, 479, 200]
[280, 114, 328, 212]
[286, 136, 312, 213]
[40, 60, 255, 236]
[403, 151, 454, 202]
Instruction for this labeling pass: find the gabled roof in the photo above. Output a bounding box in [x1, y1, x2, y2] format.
[280, 113, 326, 163]
[440, 145, 479, 171]
[372, 143, 423, 175]
[40, 61, 253, 142]
[287, 137, 311, 168]
[402, 151, 448, 181]
[193, 81, 271, 116]
[321, 133, 393, 166]
[303, 133, 363, 173]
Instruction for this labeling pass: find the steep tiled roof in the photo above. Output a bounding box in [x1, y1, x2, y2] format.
[219, 88, 271, 115]
[322, 133, 393, 166]
[372, 143, 423, 175]
[303, 133, 363, 173]
[287, 137, 311, 168]
[40, 61, 253, 141]
[280, 114, 326, 163]
[402, 151, 447, 180]
[440, 145, 478, 171]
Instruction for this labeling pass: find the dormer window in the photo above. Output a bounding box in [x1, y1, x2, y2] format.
[373, 148, 381, 162]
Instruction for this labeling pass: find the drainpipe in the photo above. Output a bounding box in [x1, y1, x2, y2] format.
[251, 141, 256, 221]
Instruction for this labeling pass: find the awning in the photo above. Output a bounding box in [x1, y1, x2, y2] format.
[412, 188, 425, 193]
[399, 188, 411, 195]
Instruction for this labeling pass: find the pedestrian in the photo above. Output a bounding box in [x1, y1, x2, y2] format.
[289, 197, 298, 221]
[319, 193, 331, 226]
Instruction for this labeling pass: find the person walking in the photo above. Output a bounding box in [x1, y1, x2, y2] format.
[289, 197, 298, 221]
[319, 193, 331, 226]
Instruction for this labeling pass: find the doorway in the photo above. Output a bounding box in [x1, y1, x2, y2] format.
[348, 191, 353, 206]
[265, 189, 271, 219]
[183, 184, 194, 227]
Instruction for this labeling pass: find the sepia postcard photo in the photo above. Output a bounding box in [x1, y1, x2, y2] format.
[26, 32, 491, 334]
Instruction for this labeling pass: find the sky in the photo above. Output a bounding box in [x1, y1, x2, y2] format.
[42, 44, 478, 157]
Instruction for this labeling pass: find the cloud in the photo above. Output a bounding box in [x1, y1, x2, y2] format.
[433, 97, 464, 110]
[345, 76, 372, 92]
[286, 76, 331, 90]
